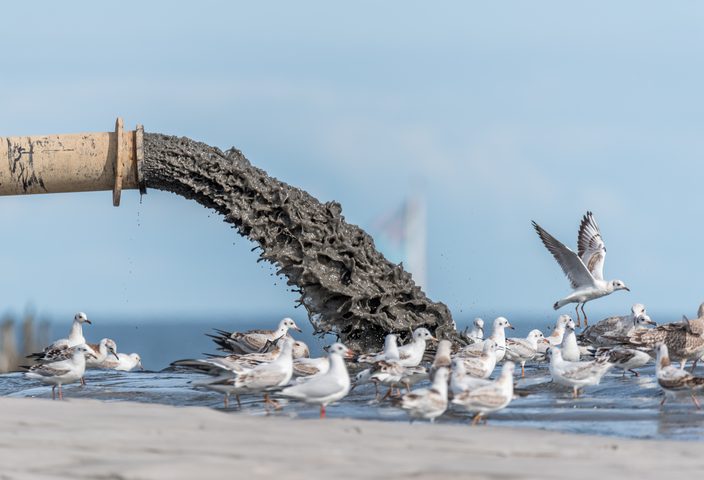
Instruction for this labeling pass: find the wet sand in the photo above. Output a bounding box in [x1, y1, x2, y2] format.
[0, 397, 701, 479]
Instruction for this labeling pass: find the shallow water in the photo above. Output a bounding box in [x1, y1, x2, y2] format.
[5, 316, 704, 442]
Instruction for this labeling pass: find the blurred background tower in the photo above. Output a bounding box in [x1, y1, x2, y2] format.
[372, 193, 428, 291]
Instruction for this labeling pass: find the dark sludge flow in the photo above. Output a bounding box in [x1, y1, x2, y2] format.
[142, 133, 458, 351]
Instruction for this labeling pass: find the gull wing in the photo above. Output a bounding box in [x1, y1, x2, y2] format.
[577, 211, 607, 281]
[283, 373, 346, 399]
[532, 221, 595, 289]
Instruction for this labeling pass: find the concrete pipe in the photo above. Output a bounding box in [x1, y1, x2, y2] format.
[0, 118, 146, 206]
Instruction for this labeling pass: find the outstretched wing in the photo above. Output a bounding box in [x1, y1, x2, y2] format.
[577, 211, 607, 280]
[532, 221, 595, 289]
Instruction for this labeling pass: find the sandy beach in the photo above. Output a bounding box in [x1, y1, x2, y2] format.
[0, 398, 701, 479]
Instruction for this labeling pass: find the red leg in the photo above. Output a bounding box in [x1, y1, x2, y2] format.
[581, 304, 588, 327]
[320, 404, 326, 419]
[58, 384, 63, 401]
[575, 305, 581, 328]
[51, 385, 56, 400]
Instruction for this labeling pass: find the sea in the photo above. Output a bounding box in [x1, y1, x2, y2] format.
[2, 312, 704, 442]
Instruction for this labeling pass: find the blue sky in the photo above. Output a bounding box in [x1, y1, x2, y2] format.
[1, 2, 704, 325]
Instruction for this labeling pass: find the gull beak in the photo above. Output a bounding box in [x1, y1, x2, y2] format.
[646, 319, 657, 326]
[112, 351, 120, 360]
[293, 324, 303, 333]
[345, 350, 356, 360]
[542, 339, 550, 344]
[138, 362, 144, 371]
[430, 336, 438, 342]
[624, 287, 631, 292]
[86, 351, 98, 360]
[85, 319, 92, 325]
[507, 323, 515, 330]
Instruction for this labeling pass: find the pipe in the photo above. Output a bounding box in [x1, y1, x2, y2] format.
[0, 118, 146, 206]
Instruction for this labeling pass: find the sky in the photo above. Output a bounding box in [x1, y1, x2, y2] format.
[1, 1, 704, 326]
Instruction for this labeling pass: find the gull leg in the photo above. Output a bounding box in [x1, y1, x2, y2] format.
[381, 387, 393, 402]
[236, 394, 242, 409]
[681, 360, 687, 370]
[690, 359, 699, 373]
[51, 385, 56, 400]
[629, 369, 640, 377]
[58, 384, 63, 401]
[691, 392, 701, 410]
[404, 381, 411, 393]
[574, 305, 581, 328]
[80, 377, 86, 387]
[581, 304, 588, 327]
[572, 387, 579, 398]
[521, 362, 526, 378]
[224, 394, 229, 409]
[660, 395, 667, 407]
[320, 404, 326, 419]
[471, 414, 482, 426]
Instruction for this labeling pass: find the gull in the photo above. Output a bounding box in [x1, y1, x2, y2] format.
[172, 336, 304, 374]
[369, 361, 428, 398]
[399, 367, 449, 422]
[450, 358, 492, 396]
[209, 317, 304, 355]
[452, 362, 516, 425]
[505, 329, 548, 377]
[656, 343, 704, 408]
[172, 350, 276, 375]
[357, 334, 400, 364]
[560, 318, 580, 362]
[547, 347, 612, 397]
[280, 343, 354, 418]
[101, 353, 143, 372]
[397, 328, 436, 367]
[194, 339, 294, 409]
[463, 318, 484, 342]
[430, 340, 453, 380]
[455, 340, 498, 379]
[40, 312, 93, 353]
[581, 304, 656, 346]
[24, 345, 96, 400]
[613, 303, 704, 369]
[594, 347, 650, 377]
[535, 315, 573, 361]
[85, 338, 120, 369]
[460, 317, 514, 362]
[532, 212, 630, 327]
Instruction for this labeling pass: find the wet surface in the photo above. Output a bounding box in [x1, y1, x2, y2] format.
[4, 363, 704, 441]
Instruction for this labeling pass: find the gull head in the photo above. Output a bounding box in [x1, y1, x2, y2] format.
[74, 344, 97, 360]
[634, 312, 656, 328]
[494, 317, 514, 331]
[527, 329, 546, 343]
[280, 317, 302, 333]
[74, 312, 91, 325]
[131, 353, 144, 370]
[412, 328, 436, 342]
[564, 318, 576, 331]
[328, 342, 355, 359]
[482, 339, 498, 354]
[556, 314, 572, 330]
[654, 342, 670, 369]
[473, 318, 484, 329]
[292, 341, 310, 359]
[611, 280, 630, 292]
[103, 338, 119, 360]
